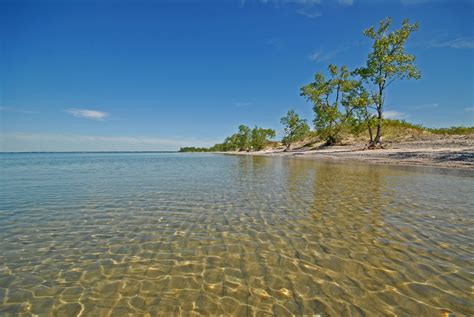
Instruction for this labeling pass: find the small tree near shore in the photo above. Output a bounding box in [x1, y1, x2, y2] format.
[251, 126, 276, 151]
[237, 125, 251, 151]
[356, 17, 420, 148]
[300, 64, 358, 145]
[280, 110, 310, 150]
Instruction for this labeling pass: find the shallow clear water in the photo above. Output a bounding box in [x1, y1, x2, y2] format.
[0, 152, 473, 316]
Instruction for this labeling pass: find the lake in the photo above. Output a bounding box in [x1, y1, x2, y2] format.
[0, 152, 472, 315]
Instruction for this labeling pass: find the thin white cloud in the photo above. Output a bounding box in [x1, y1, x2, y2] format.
[296, 8, 322, 18]
[307, 41, 360, 62]
[427, 37, 474, 49]
[464, 107, 474, 113]
[412, 103, 439, 109]
[65, 108, 109, 121]
[308, 50, 334, 62]
[384, 111, 408, 120]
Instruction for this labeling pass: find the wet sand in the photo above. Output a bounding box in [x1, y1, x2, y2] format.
[222, 136, 474, 170]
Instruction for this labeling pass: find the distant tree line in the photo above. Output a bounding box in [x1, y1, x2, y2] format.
[179, 147, 212, 152]
[181, 17, 426, 152]
[180, 125, 276, 152]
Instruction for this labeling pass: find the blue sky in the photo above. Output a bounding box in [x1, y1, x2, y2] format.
[1, 0, 473, 151]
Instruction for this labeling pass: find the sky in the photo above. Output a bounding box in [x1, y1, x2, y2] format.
[1, 0, 473, 151]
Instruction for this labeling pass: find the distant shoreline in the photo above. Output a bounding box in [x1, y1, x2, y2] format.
[3, 140, 473, 170]
[217, 137, 474, 171]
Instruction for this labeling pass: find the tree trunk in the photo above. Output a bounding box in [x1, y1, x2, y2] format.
[368, 84, 384, 149]
[374, 112, 382, 144]
[368, 109, 384, 149]
[326, 136, 337, 146]
[367, 120, 373, 143]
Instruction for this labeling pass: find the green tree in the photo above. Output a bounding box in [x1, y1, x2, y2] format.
[300, 64, 358, 145]
[344, 81, 375, 142]
[356, 17, 420, 148]
[250, 126, 276, 151]
[237, 125, 251, 151]
[280, 110, 310, 150]
[222, 134, 240, 151]
[179, 147, 210, 152]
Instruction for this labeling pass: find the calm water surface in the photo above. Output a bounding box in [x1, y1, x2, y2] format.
[0, 153, 473, 316]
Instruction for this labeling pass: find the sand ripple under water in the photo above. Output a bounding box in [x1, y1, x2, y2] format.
[0, 153, 472, 316]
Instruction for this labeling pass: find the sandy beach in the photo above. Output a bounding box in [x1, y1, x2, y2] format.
[221, 135, 474, 170]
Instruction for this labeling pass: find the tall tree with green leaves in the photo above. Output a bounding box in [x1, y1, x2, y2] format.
[280, 110, 310, 150]
[300, 64, 358, 145]
[237, 125, 251, 151]
[356, 17, 420, 148]
[250, 126, 276, 151]
[222, 134, 240, 151]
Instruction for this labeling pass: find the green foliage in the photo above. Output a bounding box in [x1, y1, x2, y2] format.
[250, 126, 276, 151]
[237, 125, 251, 151]
[343, 80, 374, 138]
[355, 17, 420, 145]
[300, 64, 359, 145]
[359, 18, 420, 84]
[280, 110, 310, 149]
[179, 147, 210, 152]
[383, 119, 424, 131]
[188, 125, 276, 153]
[357, 119, 473, 139]
[220, 134, 240, 151]
[427, 126, 474, 135]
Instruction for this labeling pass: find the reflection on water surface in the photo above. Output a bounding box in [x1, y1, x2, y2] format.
[0, 153, 472, 316]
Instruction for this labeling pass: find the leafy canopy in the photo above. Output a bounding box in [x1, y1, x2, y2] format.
[251, 126, 276, 151]
[237, 125, 251, 151]
[356, 17, 420, 109]
[354, 17, 420, 146]
[280, 110, 310, 149]
[300, 64, 359, 144]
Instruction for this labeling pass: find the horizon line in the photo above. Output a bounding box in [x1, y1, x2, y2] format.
[0, 151, 183, 154]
